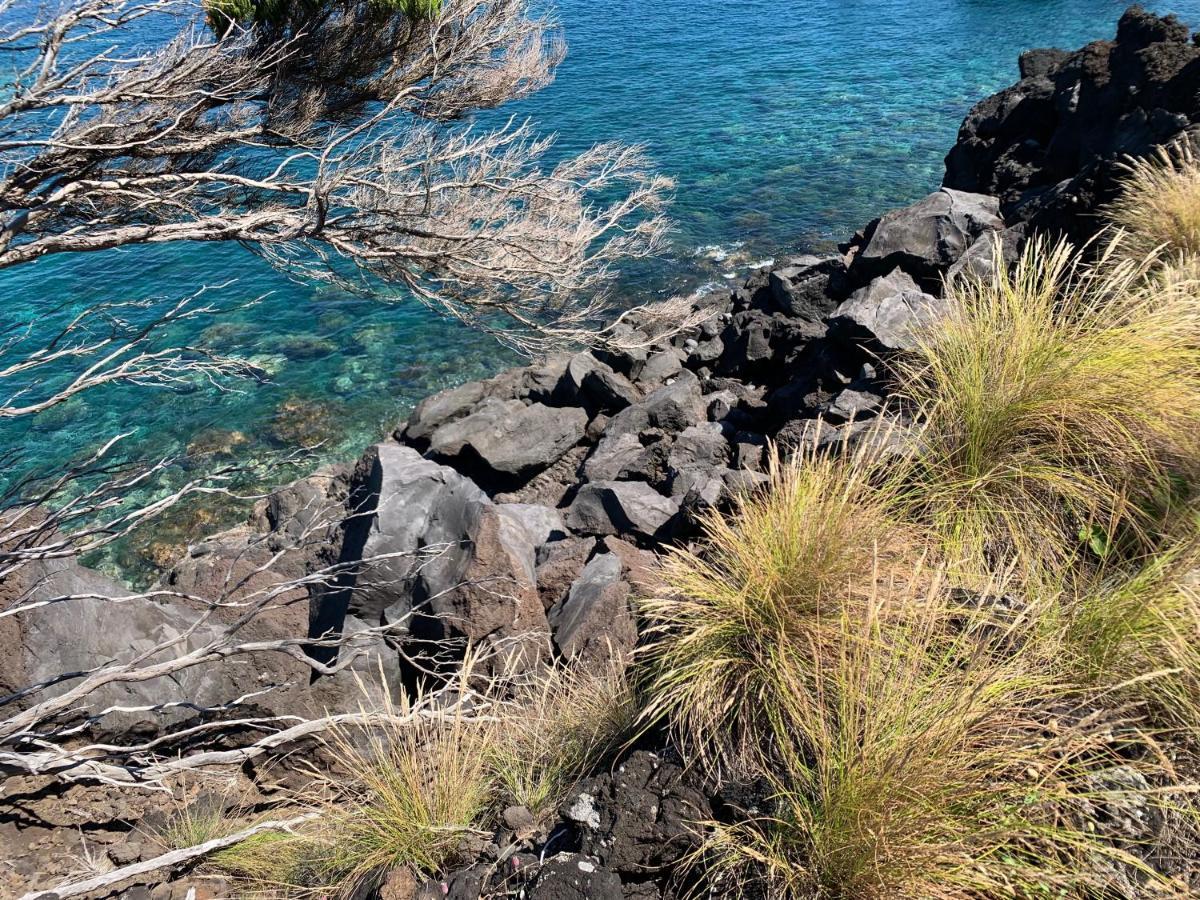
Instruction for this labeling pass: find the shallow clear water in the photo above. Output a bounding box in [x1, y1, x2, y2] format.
[3, 0, 1199, 569]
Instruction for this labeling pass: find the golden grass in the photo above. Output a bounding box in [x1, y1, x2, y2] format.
[487, 658, 638, 820]
[892, 236, 1200, 581]
[154, 792, 232, 853]
[697, 578, 1175, 899]
[638, 442, 923, 776]
[151, 787, 318, 891]
[1106, 137, 1200, 261]
[211, 698, 492, 897]
[1057, 522, 1200, 732]
[195, 660, 640, 897]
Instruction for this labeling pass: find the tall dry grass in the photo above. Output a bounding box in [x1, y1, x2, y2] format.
[891, 236, 1200, 581]
[487, 658, 638, 820]
[697, 577, 1177, 899]
[204, 687, 493, 897]
[639, 442, 922, 776]
[1058, 526, 1200, 732]
[1106, 136, 1200, 261]
[189, 658, 639, 897]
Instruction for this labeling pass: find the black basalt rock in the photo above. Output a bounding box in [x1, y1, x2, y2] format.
[944, 5, 1200, 243]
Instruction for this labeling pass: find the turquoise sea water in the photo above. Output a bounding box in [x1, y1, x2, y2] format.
[3, 0, 1200, 569]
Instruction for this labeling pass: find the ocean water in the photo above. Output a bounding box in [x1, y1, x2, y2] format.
[3, 0, 1199, 570]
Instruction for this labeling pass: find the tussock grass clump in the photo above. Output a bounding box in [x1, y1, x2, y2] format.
[1148, 251, 1200, 296]
[639, 444, 920, 775]
[199, 660, 640, 896]
[152, 784, 304, 883]
[204, 830, 314, 887]
[313, 711, 491, 887]
[488, 659, 638, 819]
[699, 584, 1171, 900]
[214, 703, 492, 897]
[155, 792, 232, 852]
[1106, 137, 1200, 260]
[1060, 526, 1200, 731]
[893, 236, 1200, 580]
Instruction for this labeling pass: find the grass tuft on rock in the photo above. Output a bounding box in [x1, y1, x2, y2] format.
[1057, 521, 1200, 731]
[210, 697, 492, 897]
[487, 658, 638, 820]
[1106, 137, 1200, 261]
[194, 659, 641, 897]
[891, 236, 1200, 581]
[639, 443, 920, 776]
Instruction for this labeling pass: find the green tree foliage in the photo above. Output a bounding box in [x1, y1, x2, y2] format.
[205, 0, 442, 31]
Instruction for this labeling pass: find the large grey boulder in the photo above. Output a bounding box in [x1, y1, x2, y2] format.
[519, 354, 572, 404]
[604, 370, 708, 440]
[668, 422, 733, 472]
[548, 553, 636, 667]
[832, 268, 948, 351]
[400, 359, 571, 445]
[415, 500, 550, 673]
[325, 443, 488, 624]
[553, 352, 605, 407]
[497, 503, 567, 549]
[594, 323, 652, 379]
[403, 380, 487, 443]
[0, 556, 226, 730]
[565, 481, 680, 541]
[841, 267, 919, 307]
[637, 348, 684, 388]
[824, 388, 884, 423]
[767, 255, 846, 327]
[717, 309, 776, 376]
[247, 463, 350, 569]
[856, 188, 1003, 278]
[554, 351, 641, 411]
[583, 431, 648, 483]
[318, 444, 553, 674]
[582, 365, 643, 412]
[1, 534, 399, 736]
[428, 399, 587, 480]
[535, 536, 596, 612]
[946, 223, 1028, 284]
[583, 431, 670, 486]
[670, 465, 728, 512]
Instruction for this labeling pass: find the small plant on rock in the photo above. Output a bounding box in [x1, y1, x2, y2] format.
[212, 690, 494, 897]
[487, 657, 638, 821]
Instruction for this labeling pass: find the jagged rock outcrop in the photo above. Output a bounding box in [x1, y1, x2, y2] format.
[547, 553, 636, 667]
[563, 750, 712, 883]
[831, 268, 947, 351]
[852, 188, 1004, 280]
[944, 5, 1200, 241]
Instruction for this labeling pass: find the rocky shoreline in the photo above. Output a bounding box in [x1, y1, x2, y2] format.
[5, 6, 1200, 897]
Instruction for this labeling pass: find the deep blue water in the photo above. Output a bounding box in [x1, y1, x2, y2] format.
[4, 0, 1199, 570]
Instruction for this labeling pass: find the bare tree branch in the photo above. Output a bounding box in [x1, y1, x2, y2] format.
[17, 812, 318, 900]
[0, 8, 669, 892]
[0, 284, 261, 418]
[1, 0, 673, 351]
